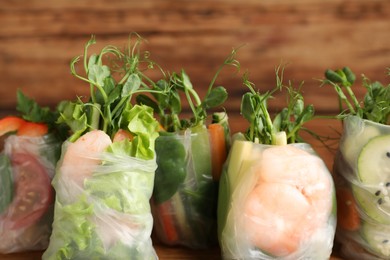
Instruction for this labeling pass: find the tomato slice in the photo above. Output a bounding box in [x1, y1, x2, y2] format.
[0, 153, 53, 230]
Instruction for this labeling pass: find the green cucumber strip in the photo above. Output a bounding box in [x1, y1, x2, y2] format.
[0, 154, 13, 214]
[190, 124, 212, 183]
[218, 139, 254, 236]
[170, 192, 194, 242]
[226, 140, 253, 189]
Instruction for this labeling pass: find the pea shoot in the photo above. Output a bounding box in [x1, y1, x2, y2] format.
[136, 48, 241, 132]
[322, 67, 390, 125]
[240, 65, 315, 145]
[58, 34, 166, 141]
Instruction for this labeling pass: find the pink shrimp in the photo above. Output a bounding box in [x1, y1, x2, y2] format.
[60, 130, 112, 188]
[243, 145, 332, 256]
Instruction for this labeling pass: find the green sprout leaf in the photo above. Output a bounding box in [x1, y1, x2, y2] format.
[59, 34, 165, 141]
[88, 64, 111, 87]
[16, 89, 57, 124]
[136, 48, 240, 132]
[322, 67, 389, 124]
[122, 73, 141, 97]
[240, 65, 315, 144]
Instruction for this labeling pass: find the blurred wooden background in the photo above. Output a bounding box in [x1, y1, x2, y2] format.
[1, 0, 389, 123]
[1, 0, 389, 165]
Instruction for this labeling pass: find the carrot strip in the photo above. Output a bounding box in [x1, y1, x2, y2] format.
[156, 199, 179, 243]
[158, 124, 165, 132]
[0, 116, 26, 136]
[17, 122, 48, 137]
[336, 187, 360, 231]
[208, 123, 227, 181]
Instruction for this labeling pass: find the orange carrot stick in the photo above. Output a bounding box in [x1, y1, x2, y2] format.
[337, 187, 360, 231]
[156, 199, 179, 243]
[17, 122, 48, 137]
[0, 116, 26, 136]
[208, 123, 227, 181]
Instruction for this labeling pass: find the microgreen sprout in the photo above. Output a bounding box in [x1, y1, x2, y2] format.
[136, 48, 241, 132]
[322, 67, 389, 125]
[240, 65, 315, 145]
[58, 34, 166, 141]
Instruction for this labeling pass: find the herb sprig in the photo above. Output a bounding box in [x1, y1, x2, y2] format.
[322, 67, 390, 125]
[136, 48, 241, 132]
[16, 90, 68, 139]
[240, 65, 315, 145]
[58, 34, 166, 141]
[16, 89, 59, 126]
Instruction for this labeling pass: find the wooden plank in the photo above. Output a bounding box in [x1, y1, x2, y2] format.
[0, 0, 388, 114]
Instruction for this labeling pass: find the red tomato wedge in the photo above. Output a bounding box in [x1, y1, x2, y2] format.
[0, 116, 26, 136]
[17, 122, 48, 137]
[0, 153, 53, 230]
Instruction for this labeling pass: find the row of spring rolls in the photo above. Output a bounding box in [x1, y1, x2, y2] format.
[0, 38, 388, 260]
[3, 115, 390, 259]
[0, 114, 337, 259]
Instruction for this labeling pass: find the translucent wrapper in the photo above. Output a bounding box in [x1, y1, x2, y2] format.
[334, 115, 390, 259]
[218, 140, 336, 260]
[0, 134, 60, 253]
[42, 141, 158, 260]
[151, 126, 218, 249]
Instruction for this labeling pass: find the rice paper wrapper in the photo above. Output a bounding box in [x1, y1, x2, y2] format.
[0, 134, 60, 253]
[218, 140, 336, 260]
[151, 126, 218, 249]
[42, 141, 158, 260]
[333, 115, 390, 259]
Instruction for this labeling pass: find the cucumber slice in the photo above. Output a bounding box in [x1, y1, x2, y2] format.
[352, 185, 390, 224]
[354, 135, 390, 223]
[341, 122, 381, 166]
[358, 134, 390, 184]
[361, 221, 390, 258]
